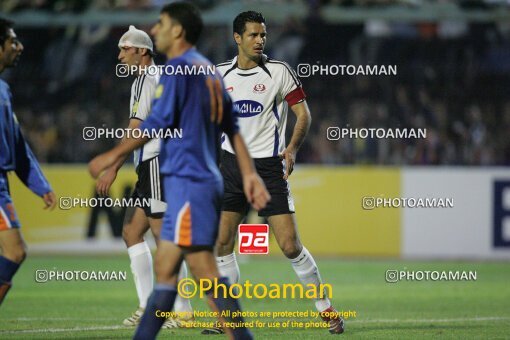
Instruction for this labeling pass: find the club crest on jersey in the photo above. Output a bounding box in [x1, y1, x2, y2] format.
[253, 83, 266, 94]
[234, 100, 264, 117]
[132, 101, 139, 114]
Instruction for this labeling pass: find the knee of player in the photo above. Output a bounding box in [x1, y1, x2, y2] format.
[155, 272, 178, 285]
[154, 265, 178, 284]
[215, 240, 235, 256]
[5, 246, 27, 264]
[153, 256, 168, 273]
[122, 224, 142, 245]
[121, 226, 130, 242]
[280, 241, 302, 259]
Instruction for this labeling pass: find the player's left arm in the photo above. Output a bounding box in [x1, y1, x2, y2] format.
[96, 79, 156, 196]
[89, 97, 157, 179]
[89, 72, 177, 179]
[281, 100, 311, 180]
[96, 118, 143, 196]
[278, 62, 311, 180]
[13, 115, 56, 210]
[89, 132, 149, 179]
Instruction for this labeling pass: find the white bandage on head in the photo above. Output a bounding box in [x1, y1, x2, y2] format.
[118, 25, 153, 51]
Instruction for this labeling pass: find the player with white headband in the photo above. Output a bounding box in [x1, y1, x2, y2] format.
[95, 25, 194, 329]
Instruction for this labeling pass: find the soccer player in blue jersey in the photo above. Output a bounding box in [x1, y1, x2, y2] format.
[0, 18, 56, 306]
[89, 3, 269, 339]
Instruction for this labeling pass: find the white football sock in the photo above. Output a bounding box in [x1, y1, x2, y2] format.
[127, 241, 154, 309]
[216, 253, 240, 285]
[173, 262, 193, 315]
[290, 247, 331, 312]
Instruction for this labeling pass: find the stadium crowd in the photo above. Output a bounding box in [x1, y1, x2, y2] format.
[1, 4, 510, 166]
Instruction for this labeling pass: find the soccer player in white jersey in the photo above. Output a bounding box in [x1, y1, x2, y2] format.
[210, 11, 344, 334]
[95, 25, 192, 328]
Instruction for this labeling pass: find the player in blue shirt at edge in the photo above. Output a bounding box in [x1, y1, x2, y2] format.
[0, 18, 57, 307]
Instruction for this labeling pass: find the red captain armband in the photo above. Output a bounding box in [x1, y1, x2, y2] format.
[284, 87, 306, 107]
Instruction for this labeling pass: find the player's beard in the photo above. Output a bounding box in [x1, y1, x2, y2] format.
[249, 53, 262, 64]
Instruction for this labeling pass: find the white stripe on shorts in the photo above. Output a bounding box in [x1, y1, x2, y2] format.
[0, 207, 13, 229]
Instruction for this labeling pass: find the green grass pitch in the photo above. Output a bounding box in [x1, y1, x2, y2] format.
[0, 256, 509, 339]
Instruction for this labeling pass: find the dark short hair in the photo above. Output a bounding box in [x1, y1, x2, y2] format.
[161, 2, 203, 45]
[0, 17, 14, 47]
[233, 11, 265, 36]
[137, 47, 156, 59]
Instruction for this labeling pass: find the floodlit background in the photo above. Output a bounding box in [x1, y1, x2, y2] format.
[1, 1, 510, 339]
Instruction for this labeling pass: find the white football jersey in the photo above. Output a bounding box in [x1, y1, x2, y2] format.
[217, 55, 306, 158]
[129, 70, 160, 167]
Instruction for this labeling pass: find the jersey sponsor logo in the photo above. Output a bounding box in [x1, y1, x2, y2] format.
[233, 100, 264, 117]
[238, 224, 269, 254]
[253, 83, 266, 94]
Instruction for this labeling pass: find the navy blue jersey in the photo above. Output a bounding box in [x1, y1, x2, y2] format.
[140, 48, 239, 182]
[0, 79, 51, 197]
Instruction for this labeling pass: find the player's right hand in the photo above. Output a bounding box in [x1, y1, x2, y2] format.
[96, 168, 117, 196]
[243, 173, 271, 211]
[42, 191, 57, 210]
